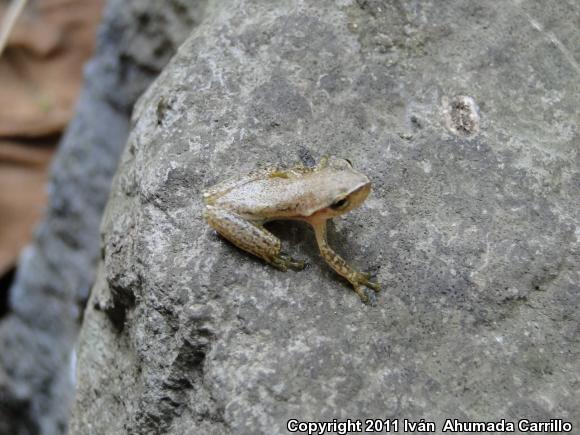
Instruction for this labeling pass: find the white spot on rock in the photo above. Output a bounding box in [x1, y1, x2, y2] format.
[441, 95, 480, 137]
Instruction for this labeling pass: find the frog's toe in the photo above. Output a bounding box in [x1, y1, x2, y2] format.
[276, 252, 306, 271]
[353, 272, 380, 292]
[354, 287, 377, 305]
[273, 263, 289, 272]
[354, 286, 369, 304]
[290, 259, 306, 270]
[366, 280, 381, 292]
[270, 256, 289, 272]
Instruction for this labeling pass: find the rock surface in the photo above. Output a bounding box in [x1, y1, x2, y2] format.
[0, 0, 206, 433]
[72, 0, 579, 434]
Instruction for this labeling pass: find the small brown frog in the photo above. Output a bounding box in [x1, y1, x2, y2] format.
[203, 156, 379, 302]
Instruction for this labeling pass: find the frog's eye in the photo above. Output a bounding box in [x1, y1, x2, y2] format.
[330, 198, 349, 210]
[345, 158, 353, 167]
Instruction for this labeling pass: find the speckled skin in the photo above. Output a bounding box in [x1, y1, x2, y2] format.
[203, 156, 379, 302]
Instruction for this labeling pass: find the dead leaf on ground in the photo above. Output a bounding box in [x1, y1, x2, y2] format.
[0, 0, 105, 137]
[0, 140, 55, 275]
[0, 0, 105, 277]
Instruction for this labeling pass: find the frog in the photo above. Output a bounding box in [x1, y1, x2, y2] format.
[202, 156, 380, 303]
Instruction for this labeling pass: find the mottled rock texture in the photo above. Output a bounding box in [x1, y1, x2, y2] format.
[0, 0, 206, 433]
[72, 0, 579, 434]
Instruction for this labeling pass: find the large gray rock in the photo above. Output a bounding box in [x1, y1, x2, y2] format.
[0, 0, 206, 433]
[71, 0, 579, 433]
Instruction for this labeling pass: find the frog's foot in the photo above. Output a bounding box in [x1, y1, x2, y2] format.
[349, 272, 380, 304]
[353, 285, 370, 304]
[271, 252, 305, 272]
[354, 272, 380, 292]
[353, 285, 380, 306]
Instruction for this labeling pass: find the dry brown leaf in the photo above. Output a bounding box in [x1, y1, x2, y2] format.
[0, 140, 55, 275]
[0, 0, 105, 137]
[0, 0, 105, 276]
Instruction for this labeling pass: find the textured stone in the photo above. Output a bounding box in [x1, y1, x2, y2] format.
[0, 0, 206, 433]
[72, 0, 579, 434]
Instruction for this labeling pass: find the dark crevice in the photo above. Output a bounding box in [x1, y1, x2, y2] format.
[104, 301, 128, 333]
[0, 266, 16, 319]
[0, 394, 39, 435]
[96, 294, 132, 334]
[93, 284, 136, 334]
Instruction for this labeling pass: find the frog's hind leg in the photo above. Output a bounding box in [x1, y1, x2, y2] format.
[310, 219, 380, 303]
[204, 206, 305, 271]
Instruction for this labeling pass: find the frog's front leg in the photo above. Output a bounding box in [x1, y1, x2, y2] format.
[203, 205, 304, 271]
[311, 219, 380, 303]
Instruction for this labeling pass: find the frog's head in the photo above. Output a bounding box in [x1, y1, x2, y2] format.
[305, 156, 371, 221]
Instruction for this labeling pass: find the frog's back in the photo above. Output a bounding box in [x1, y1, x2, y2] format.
[203, 170, 265, 205]
[204, 163, 308, 199]
[214, 175, 314, 219]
